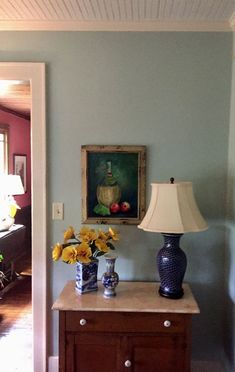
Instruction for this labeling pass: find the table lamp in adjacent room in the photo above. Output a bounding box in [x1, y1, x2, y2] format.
[138, 178, 208, 299]
[0, 174, 24, 231]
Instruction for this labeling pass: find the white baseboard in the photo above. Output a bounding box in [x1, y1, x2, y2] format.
[48, 357, 225, 372]
[48, 356, 58, 372]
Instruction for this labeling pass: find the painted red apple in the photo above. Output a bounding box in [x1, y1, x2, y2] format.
[120, 201, 131, 212]
[110, 203, 120, 213]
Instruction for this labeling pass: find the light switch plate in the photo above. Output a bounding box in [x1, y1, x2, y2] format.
[52, 202, 64, 220]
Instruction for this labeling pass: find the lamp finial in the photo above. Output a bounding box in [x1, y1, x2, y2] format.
[170, 177, 174, 184]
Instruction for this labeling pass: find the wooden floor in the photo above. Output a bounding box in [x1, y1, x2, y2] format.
[0, 274, 32, 372]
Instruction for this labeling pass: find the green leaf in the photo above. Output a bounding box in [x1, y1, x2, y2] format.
[107, 242, 115, 250]
[93, 203, 110, 216]
[96, 251, 105, 257]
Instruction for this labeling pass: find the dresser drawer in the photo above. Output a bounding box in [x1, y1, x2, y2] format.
[65, 311, 190, 334]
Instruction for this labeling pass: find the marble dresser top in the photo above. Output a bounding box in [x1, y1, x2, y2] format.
[52, 281, 200, 314]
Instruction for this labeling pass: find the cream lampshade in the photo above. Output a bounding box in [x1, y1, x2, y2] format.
[138, 178, 208, 299]
[0, 174, 24, 232]
[3, 174, 25, 196]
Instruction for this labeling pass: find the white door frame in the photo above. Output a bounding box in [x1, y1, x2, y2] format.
[0, 63, 46, 372]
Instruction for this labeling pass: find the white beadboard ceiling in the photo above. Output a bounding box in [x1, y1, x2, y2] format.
[0, 0, 235, 31]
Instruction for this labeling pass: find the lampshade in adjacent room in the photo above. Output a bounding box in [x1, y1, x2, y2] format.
[0, 174, 24, 231]
[1, 174, 25, 196]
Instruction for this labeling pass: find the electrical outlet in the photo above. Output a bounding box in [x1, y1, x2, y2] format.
[52, 202, 64, 220]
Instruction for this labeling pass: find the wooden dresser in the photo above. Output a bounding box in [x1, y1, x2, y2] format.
[0, 224, 26, 298]
[52, 281, 199, 372]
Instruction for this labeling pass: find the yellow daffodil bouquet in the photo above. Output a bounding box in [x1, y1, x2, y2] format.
[52, 226, 119, 265]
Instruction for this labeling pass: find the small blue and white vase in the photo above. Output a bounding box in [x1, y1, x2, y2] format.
[101, 254, 119, 298]
[75, 259, 98, 294]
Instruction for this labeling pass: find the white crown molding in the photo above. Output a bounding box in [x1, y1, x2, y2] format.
[0, 20, 232, 32]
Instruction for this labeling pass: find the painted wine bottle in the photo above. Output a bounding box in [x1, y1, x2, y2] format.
[96, 160, 121, 208]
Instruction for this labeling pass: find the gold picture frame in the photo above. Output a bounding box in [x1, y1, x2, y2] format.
[81, 145, 146, 225]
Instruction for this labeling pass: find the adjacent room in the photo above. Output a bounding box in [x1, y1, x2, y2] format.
[0, 80, 32, 370]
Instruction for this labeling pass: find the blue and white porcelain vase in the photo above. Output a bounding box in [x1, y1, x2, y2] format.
[101, 254, 119, 298]
[75, 259, 98, 294]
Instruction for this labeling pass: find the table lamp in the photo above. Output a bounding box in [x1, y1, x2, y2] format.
[138, 178, 208, 299]
[0, 174, 24, 231]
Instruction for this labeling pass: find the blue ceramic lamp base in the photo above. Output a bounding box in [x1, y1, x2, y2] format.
[157, 233, 187, 299]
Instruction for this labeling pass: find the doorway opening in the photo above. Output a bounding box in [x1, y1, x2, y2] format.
[0, 63, 46, 372]
[0, 79, 32, 371]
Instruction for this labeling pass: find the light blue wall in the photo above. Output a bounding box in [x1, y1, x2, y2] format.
[0, 31, 232, 365]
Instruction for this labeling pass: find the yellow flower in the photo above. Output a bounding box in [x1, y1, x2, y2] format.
[9, 204, 18, 218]
[52, 243, 63, 261]
[63, 226, 75, 243]
[98, 230, 108, 241]
[95, 239, 109, 253]
[79, 227, 98, 243]
[62, 245, 78, 264]
[52, 225, 119, 266]
[108, 228, 119, 241]
[76, 242, 92, 263]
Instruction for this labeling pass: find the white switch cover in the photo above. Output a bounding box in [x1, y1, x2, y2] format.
[52, 202, 64, 220]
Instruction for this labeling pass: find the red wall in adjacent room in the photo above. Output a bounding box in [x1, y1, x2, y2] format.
[0, 109, 31, 208]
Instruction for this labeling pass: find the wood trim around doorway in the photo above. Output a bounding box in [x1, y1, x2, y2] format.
[0, 62, 46, 372]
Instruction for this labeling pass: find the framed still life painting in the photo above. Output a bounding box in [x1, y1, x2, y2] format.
[81, 145, 146, 225]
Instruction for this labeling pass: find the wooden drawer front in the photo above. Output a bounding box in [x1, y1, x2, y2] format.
[65, 311, 190, 334]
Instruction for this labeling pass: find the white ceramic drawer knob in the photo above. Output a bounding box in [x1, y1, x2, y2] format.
[124, 360, 132, 368]
[79, 318, 87, 326]
[163, 320, 171, 328]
